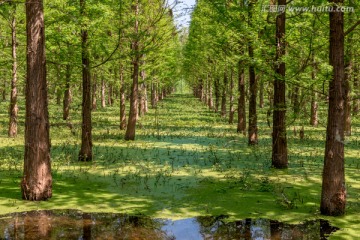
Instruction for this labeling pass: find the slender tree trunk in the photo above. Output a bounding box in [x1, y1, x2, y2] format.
[344, 32, 353, 136]
[120, 64, 127, 130]
[139, 83, 145, 117]
[310, 91, 318, 127]
[229, 68, 235, 124]
[92, 73, 97, 110]
[101, 78, 106, 108]
[144, 83, 148, 113]
[214, 77, 220, 112]
[79, 0, 92, 161]
[310, 56, 318, 127]
[63, 64, 72, 120]
[207, 74, 213, 109]
[221, 71, 227, 118]
[8, 9, 18, 138]
[248, 3, 257, 145]
[108, 83, 114, 106]
[272, 0, 288, 168]
[259, 79, 264, 108]
[321, 0, 346, 216]
[237, 60, 246, 135]
[125, 0, 139, 141]
[21, 0, 52, 200]
[151, 81, 157, 108]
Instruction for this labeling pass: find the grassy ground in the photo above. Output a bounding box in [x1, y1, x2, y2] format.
[0, 93, 359, 239]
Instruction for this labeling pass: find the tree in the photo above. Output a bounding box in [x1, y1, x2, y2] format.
[124, 0, 140, 141]
[78, 0, 93, 161]
[21, 0, 52, 201]
[247, 1, 258, 145]
[272, 0, 288, 168]
[320, 0, 346, 216]
[8, 3, 18, 138]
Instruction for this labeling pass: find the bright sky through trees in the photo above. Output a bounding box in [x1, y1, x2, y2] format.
[172, 0, 196, 28]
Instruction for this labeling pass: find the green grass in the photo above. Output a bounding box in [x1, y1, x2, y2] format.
[0, 93, 359, 239]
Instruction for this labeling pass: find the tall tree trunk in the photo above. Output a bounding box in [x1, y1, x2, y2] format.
[221, 71, 227, 118]
[108, 83, 114, 106]
[343, 25, 353, 136]
[139, 83, 145, 117]
[21, 0, 52, 200]
[8, 8, 18, 138]
[207, 74, 213, 109]
[120, 64, 127, 130]
[92, 73, 97, 110]
[320, 0, 346, 216]
[101, 78, 106, 108]
[125, 0, 139, 141]
[310, 91, 318, 127]
[214, 77, 220, 112]
[248, 3, 257, 145]
[272, 0, 288, 168]
[79, 0, 92, 161]
[151, 81, 157, 108]
[259, 79, 264, 108]
[310, 56, 318, 127]
[229, 68, 235, 124]
[237, 60, 246, 134]
[63, 64, 72, 120]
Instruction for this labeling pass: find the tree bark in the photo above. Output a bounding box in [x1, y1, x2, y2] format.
[272, 0, 288, 168]
[79, 0, 93, 161]
[229, 68, 235, 124]
[101, 78, 106, 108]
[310, 56, 318, 127]
[120, 64, 127, 130]
[320, 0, 346, 216]
[259, 79, 264, 108]
[8, 7, 18, 138]
[248, 2, 257, 145]
[21, 0, 52, 200]
[214, 77, 220, 112]
[125, 0, 139, 141]
[108, 83, 114, 106]
[221, 71, 227, 118]
[343, 27, 353, 136]
[151, 81, 157, 108]
[92, 73, 97, 110]
[207, 74, 213, 109]
[63, 64, 72, 120]
[237, 60, 246, 135]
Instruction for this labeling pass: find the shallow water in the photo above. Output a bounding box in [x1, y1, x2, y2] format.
[0, 210, 338, 239]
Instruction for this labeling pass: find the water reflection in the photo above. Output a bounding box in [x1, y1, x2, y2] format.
[0, 210, 339, 239]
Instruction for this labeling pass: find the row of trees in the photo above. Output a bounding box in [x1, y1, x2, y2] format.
[1, 0, 181, 200]
[183, 0, 359, 216]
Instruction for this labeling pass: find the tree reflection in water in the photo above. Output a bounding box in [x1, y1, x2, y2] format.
[0, 210, 339, 239]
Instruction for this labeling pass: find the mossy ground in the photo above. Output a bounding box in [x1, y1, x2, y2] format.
[0, 93, 359, 239]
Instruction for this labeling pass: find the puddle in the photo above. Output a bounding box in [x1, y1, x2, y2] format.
[0, 210, 339, 239]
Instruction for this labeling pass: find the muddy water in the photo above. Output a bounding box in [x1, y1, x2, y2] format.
[0, 210, 338, 239]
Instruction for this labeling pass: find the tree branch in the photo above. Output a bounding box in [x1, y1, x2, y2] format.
[345, 19, 360, 36]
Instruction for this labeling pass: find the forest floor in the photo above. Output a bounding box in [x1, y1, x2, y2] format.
[0, 93, 359, 239]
